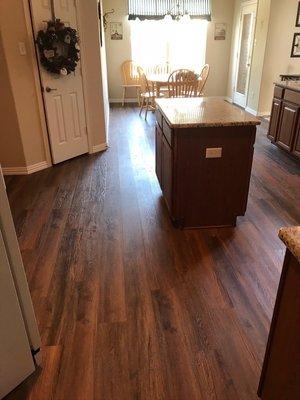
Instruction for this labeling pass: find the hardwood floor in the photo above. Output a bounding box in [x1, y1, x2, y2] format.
[5, 106, 300, 400]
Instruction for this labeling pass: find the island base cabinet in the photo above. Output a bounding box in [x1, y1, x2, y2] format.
[258, 250, 300, 399]
[155, 116, 256, 229]
[156, 124, 173, 215]
[155, 124, 163, 188]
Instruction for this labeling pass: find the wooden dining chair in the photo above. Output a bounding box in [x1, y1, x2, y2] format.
[137, 66, 157, 120]
[167, 69, 198, 98]
[197, 64, 210, 96]
[121, 60, 141, 106]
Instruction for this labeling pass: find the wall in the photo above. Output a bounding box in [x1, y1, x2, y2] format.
[259, 0, 300, 114]
[205, 0, 235, 96]
[0, 0, 49, 169]
[0, 33, 26, 168]
[78, 0, 110, 149]
[103, 0, 235, 100]
[246, 0, 271, 113]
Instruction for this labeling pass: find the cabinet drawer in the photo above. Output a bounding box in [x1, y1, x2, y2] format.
[162, 119, 173, 147]
[284, 89, 300, 105]
[155, 109, 163, 129]
[274, 86, 284, 99]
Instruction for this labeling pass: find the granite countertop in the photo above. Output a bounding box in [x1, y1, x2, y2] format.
[275, 81, 300, 92]
[279, 226, 300, 263]
[155, 97, 261, 128]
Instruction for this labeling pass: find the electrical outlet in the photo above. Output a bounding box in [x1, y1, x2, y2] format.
[18, 42, 27, 56]
[206, 148, 222, 159]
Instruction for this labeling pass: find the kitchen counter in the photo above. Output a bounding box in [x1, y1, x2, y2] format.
[155, 97, 260, 129]
[258, 225, 300, 399]
[279, 226, 300, 263]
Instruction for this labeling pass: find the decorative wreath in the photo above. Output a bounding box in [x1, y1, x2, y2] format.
[36, 19, 80, 75]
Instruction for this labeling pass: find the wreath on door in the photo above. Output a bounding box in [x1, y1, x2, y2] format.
[36, 19, 80, 75]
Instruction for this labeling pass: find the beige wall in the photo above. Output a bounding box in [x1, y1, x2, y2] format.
[78, 0, 109, 148]
[0, 0, 48, 168]
[247, 0, 271, 112]
[103, 0, 235, 100]
[259, 0, 300, 114]
[205, 0, 235, 96]
[0, 33, 26, 168]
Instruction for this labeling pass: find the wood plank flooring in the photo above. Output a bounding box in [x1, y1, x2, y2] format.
[5, 106, 300, 400]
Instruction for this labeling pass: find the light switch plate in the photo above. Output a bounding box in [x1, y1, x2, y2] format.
[206, 147, 222, 158]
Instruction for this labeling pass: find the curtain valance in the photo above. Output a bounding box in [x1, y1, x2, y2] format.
[128, 0, 211, 21]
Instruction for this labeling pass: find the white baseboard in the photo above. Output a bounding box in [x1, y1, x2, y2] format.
[2, 161, 49, 176]
[109, 98, 138, 104]
[224, 96, 233, 103]
[91, 143, 108, 154]
[245, 106, 258, 116]
[258, 111, 271, 118]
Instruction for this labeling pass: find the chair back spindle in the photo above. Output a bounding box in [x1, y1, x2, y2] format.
[168, 69, 198, 98]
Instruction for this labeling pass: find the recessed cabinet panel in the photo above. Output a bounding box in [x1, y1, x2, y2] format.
[155, 124, 163, 188]
[292, 121, 300, 158]
[277, 102, 299, 151]
[162, 136, 173, 213]
[268, 99, 281, 141]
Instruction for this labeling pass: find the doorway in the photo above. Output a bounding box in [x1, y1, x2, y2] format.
[233, 1, 257, 108]
[29, 0, 89, 165]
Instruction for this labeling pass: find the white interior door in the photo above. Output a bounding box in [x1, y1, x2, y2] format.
[0, 229, 35, 399]
[233, 2, 257, 108]
[30, 0, 89, 164]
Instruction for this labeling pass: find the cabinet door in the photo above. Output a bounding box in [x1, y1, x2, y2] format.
[162, 135, 173, 212]
[292, 121, 300, 158]
[268, 99, 281, 140]
[155, 124, 163, 188]
[276, 102, 299, 151]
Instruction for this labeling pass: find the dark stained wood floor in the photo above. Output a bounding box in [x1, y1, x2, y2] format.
[5, 106, 300, 400]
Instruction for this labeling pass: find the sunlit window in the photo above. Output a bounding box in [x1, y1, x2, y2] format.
[130, 17, 208, 73]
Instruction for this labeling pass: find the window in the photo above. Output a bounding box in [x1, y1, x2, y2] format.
[128, 0, 211, 21]
[130, 17, 208, 73]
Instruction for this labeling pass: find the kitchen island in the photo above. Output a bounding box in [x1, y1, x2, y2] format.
[155, 97, 260, 228]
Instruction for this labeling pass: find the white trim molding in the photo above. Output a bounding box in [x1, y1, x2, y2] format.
[2, 161, 49, 176]
[245, 106, 258, 116]
[91, 143, 109, 154]
[109, 98, 138, 104]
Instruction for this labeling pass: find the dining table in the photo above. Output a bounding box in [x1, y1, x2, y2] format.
[147, 72, 203, 97]
[146, 73, 170, 96]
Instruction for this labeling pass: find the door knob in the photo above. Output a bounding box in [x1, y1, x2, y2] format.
[45, 86, 57, 93]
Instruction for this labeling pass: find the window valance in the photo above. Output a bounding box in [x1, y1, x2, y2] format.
[128, 0, 211, 21]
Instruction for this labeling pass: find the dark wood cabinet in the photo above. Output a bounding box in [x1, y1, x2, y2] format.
[277, 102, 299, 151]
[155, 124, 163, 188]
[268, 84, 300, 158]
[258, 246, 300, 399]
[292, 121, 300, 158]
[155, 99, 258, 229]
[161, 135, 173, 213]
[267, 99, 281, 141]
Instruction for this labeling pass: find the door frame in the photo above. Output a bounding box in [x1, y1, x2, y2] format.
[233, 0, 257, 109]
[22, 0, 95, 162]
